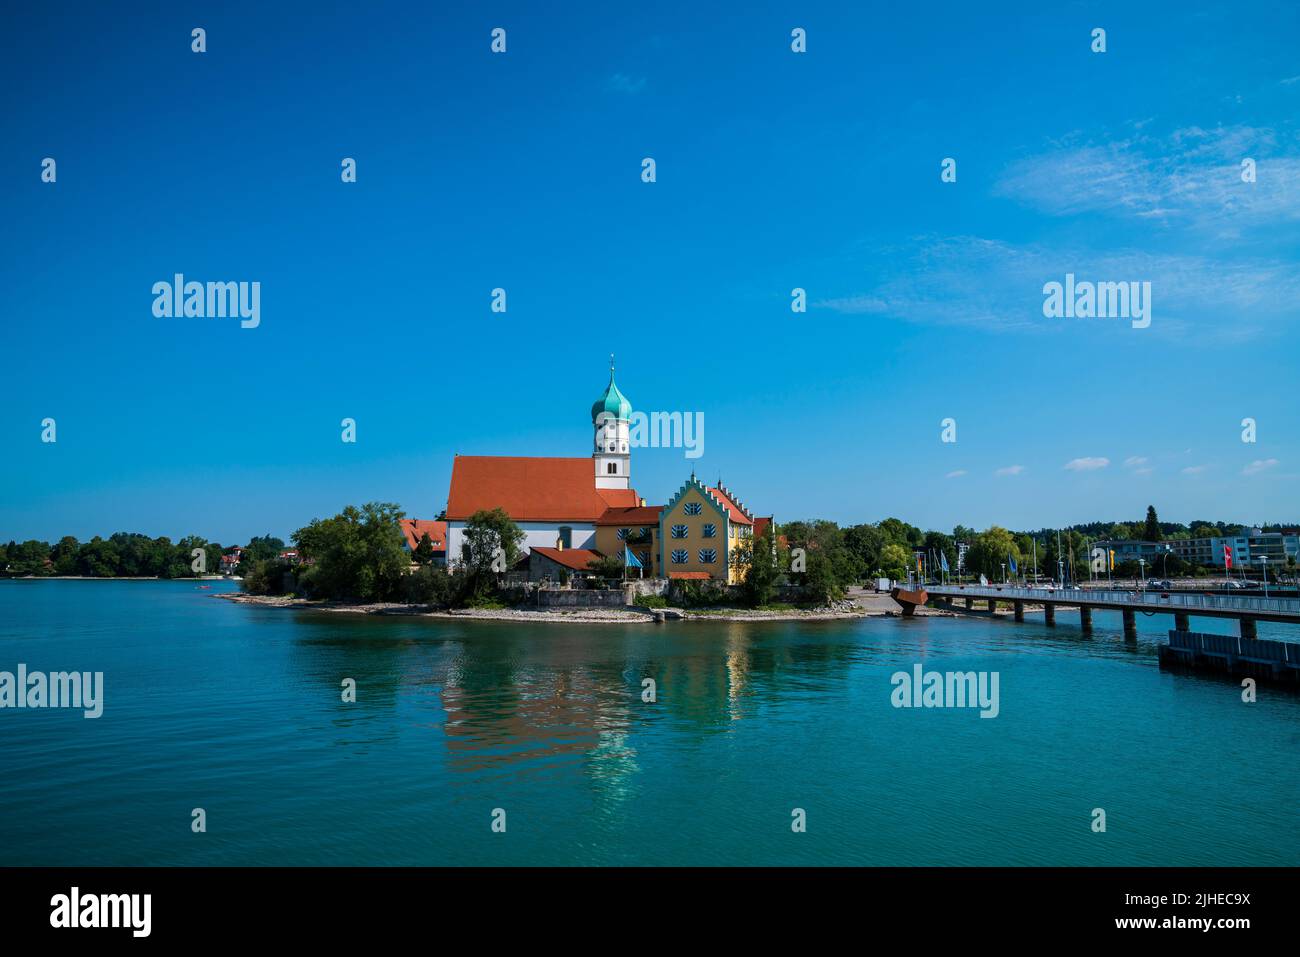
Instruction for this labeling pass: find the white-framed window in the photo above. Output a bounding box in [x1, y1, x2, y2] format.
[683, 502, 703, 516]
[698, 548, 718, 564]
[702, 523, 717, 538]
[671, 549, 688, 564]
[671, 524, 688, 539]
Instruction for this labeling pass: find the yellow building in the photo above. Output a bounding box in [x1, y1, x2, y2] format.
[658, 475, 756, 584]
[594, 505, 663, 577]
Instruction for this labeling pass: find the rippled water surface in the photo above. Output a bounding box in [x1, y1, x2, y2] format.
[1, 579, 1296, 865]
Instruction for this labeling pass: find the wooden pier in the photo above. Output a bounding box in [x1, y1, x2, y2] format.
[1158, 630, 1300, 684]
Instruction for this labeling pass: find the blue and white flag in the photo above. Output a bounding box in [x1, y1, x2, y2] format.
[939, 551, 950, 573]
[623, 546, 643, 569]
[1008, 554, 1018, 574]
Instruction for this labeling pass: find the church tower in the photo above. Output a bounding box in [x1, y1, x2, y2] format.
[592, 356, 631, 490]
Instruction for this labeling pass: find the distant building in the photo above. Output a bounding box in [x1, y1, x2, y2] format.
[220, 548, 243, 575]
[1094, 528, 1299, 573]
[594, 505, 663, 577]
[397, 519, 448, 567]
[1166, 528, 1299, 570]
[528, 547, 604, 582]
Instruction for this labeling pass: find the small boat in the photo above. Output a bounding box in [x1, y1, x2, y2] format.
[890, 585, 928, 616]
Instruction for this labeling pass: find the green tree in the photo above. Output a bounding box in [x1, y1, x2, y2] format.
[744, 524, 782, 607]
[966, 526, 1021, 581]
[243, 559, 293, 596]
[412, 532, 436, 565]
[458, 507, 525, 601]
[878, 542, 911, 581]
[843, 524, 884, 575]
[403, 565, 454, 606]
[1143, 506, 1162, 542]
[293, 503, 408, 602]
[587, 554, 625, 579]
[50, 536, 80, 575]
[879, 517, 923, 548]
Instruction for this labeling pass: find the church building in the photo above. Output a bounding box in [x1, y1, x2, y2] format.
[441, 361, 768, 583]
[443, 362, 644, 568]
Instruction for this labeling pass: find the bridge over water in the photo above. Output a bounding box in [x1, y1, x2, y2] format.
[926, 584, 1300, 639]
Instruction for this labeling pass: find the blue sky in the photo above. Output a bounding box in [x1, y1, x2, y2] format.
[2, 1, 1297, 544]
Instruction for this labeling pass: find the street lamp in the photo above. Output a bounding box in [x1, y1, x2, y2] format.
[1057, 559, 1064, 587]
[1258, 556, 1270, 597]
[1138, 557, 1146, 590]
[1001, 562, 1006, 584]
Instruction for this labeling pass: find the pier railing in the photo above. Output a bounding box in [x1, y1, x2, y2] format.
[929, 584, 1300, 619]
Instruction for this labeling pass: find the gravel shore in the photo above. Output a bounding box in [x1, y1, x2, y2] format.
[213, 592, 929, 624]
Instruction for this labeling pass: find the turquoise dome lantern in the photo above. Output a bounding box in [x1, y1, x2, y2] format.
[591, 356, 632, 423]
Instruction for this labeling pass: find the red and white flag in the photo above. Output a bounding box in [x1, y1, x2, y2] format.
[1223, 545, 1233, 570]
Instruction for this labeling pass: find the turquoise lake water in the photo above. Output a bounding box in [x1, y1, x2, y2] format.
[0, 579, 1296, 866]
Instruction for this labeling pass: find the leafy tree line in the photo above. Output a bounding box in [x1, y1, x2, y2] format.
[241, 503, 525, 609]
[0, 534, 244, 578]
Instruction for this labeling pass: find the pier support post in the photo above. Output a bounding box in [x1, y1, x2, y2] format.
[1014, 601, 1024, 622]
[988, 599, 998, 612]
[965, 598, 972, 610]
[1044, 604, 1055, 626]
[1240, 617, 1257, 640]
[1174, 612, 1189, 631]
[1080, 606, 1092, 632]
[1122, 609, 1137, 639]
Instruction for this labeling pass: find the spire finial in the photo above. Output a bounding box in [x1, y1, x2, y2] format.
[610, 353, 615, 375]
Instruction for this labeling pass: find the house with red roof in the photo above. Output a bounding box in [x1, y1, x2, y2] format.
[397, 519, 448, 567]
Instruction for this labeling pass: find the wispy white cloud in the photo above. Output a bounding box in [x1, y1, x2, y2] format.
[1064, 456, 1110, 471]
[993, 125, 1300, 235]
[995, 465, 1024, 476]
[1123, 456, 1148, 467]
[1182, 464, 1210, 475]
[815, 235, 1300, 341]
[1242, 458, 1279, 475]
[946, 470, 967, 478]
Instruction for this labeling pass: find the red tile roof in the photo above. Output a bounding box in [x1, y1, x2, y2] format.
[596, 505, 663, 526]
[668, 571, 712, 580]
[446, 456, 639, 521]
[398, 519, 447, 551]
[708, 486, 754, 525]
[530, 547, 605, 572]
